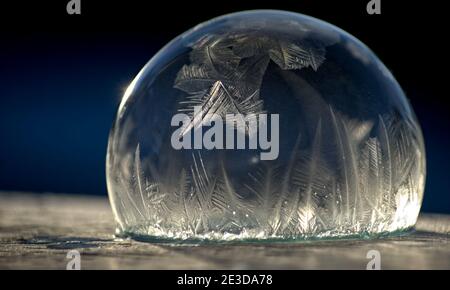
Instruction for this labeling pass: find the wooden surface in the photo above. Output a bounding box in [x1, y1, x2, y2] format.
[0, 192, 449, 270]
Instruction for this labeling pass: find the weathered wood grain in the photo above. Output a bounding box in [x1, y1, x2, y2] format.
[0, 192, 449, 269]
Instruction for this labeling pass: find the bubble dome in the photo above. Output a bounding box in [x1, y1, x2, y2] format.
[107, 10, 425, 241]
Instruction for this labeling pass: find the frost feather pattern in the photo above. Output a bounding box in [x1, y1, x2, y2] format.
[174, 32, 330, 137]
[111, 111, 424, 239]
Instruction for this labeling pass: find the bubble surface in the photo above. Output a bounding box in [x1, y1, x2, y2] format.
[107, 10, 425, 241]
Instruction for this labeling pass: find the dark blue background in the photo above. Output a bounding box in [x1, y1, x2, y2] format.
[0, 1, 448, 213]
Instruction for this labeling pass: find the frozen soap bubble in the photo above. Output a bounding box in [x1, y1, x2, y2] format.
[107, 10, 425, 241]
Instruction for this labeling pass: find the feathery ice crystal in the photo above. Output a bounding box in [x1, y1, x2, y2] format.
[107, 10, 426, 241]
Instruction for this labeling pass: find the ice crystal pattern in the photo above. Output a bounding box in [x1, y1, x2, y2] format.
[174, 32, 330, 135]
[107, 11, 425, 240]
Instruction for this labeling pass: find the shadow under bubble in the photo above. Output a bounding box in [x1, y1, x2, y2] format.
[17, 236, 113, 250]
[118, 227, 416, 247]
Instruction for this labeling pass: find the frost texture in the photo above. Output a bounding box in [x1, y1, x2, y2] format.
[110, 112, 424, 240]
[107, 11, 425, 241]
[174, 33, 329, 136]
[109, 108, 423, 239]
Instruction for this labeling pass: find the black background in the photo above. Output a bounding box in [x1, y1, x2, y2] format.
[0, 0, 449, 213]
